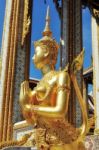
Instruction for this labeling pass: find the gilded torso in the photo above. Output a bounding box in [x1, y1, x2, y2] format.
[32, 71, 79, 145]
[34, 71, 58, 106]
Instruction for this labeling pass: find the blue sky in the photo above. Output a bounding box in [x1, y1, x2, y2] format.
[0, 0, 6, 50]
[0, 1, 92, 79]
[82, 7, 92, 69]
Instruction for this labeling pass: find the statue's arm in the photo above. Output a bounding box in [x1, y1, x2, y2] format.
[29, 72, 70, 118]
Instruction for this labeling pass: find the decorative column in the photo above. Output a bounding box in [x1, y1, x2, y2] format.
[12, 0, 32, 124]
[0, 0, 13, 142]
[0, 0, 21, 141]
[62, 0, 82, 126]
[0, 0, 32, 142]
[74, 0, 83, 127]
[92, 16, 99, 134]
[61, 0, 69, 67]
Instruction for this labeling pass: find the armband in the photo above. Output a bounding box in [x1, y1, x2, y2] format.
[57, 85, 70, 92]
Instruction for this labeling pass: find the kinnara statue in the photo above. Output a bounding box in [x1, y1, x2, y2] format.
[0, 6, 95, 150]
[19, 7, 88, 150]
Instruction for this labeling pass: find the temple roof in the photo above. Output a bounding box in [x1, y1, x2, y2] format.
[82, 0, 99, 10]
[83, 67, 93, 84]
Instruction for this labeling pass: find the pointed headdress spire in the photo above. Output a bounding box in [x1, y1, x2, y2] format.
[34, 6, 59, 68]
[42, 6, 52, 37]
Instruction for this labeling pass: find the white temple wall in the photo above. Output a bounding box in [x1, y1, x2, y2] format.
[92, 16, 99, 134]
[0, 0, 13, 115]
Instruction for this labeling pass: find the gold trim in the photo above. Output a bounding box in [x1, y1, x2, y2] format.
[0, 0, 31, 142]
[7, 0, 20, 141]
[21, 0, 31, 46]
[0, 0, 20, 142]
[2, 0, 17, 141]
[24, 0, 32, 80]
[0, 0, 14, 142]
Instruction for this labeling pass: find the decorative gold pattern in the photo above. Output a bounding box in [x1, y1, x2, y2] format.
[21, 0, 30, 45]
[71, 50, 84, 74]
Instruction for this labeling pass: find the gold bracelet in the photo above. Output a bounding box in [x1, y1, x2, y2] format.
[57, 85, 70, 92]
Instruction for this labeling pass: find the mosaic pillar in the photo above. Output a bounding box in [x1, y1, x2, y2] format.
[12, 0, 32, 124]
[62, 0, 82, 126]
[61, 0, 69, 67]
[92, 16, 99, 134]
[74, 0, 83, 127]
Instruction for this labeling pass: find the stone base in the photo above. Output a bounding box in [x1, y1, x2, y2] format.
[2, 135, 99, 150]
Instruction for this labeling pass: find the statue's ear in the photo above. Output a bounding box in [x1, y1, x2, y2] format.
[44, 51, 49, 57]
[70, 49, 84, 74]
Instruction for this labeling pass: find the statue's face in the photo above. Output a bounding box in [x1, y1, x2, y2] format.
[32, 46, 48, 69]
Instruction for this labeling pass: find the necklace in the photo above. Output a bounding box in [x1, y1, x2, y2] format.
[34, 71, 58, 102]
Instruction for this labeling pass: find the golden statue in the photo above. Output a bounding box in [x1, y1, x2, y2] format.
[19, 6, 88, 150]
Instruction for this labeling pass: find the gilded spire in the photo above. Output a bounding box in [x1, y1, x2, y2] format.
[34, 6, 59, 69]
[43, 6, 52, 37]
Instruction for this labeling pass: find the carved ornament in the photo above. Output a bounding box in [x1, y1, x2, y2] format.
[21, 0, 31, 46]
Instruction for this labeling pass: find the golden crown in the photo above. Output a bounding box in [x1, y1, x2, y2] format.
[34, 6, 59, 52]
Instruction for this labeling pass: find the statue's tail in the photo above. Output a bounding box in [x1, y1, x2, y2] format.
[68, 50, 89, 140]
[70, 73, 88, 140]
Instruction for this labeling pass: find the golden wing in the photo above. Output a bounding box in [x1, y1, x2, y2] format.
[70, 49, 84, 74]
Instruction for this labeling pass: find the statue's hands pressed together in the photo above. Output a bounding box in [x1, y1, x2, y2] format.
[19, 81, 38, 124]
[20, 81, 37, 105]
[20, 81, 31, 105]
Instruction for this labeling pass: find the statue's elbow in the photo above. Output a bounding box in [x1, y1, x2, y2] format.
[54, 107, 65, 118]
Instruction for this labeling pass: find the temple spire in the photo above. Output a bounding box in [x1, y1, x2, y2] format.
[43, 6, 52, 37]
